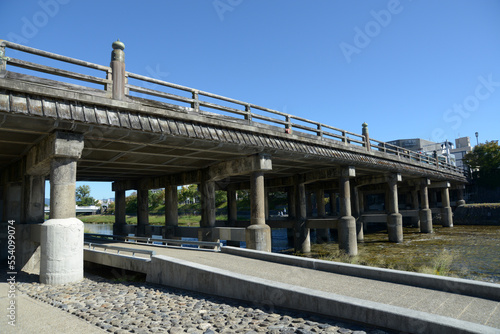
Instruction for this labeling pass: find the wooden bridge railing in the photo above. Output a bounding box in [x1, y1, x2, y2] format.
[0, 40, 465, 174]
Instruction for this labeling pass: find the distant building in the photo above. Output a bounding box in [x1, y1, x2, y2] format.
[387, 136, 472, 169]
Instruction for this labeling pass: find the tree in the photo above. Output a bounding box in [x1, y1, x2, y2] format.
[463, 141, 500, 188]
[75, 185, 98, 206]
[178, 184, 199, 204]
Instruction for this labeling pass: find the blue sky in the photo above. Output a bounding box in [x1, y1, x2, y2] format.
[1, 0, 499, 200]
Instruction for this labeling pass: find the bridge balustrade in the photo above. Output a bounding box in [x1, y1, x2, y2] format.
[0, 40, 465, 175]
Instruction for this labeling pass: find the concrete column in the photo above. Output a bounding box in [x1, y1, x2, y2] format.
[264, 189, 269, 220]
[23, 175, 45, 224]
[338, 167, 357, 255]
[113, 189, 127, 236]
[386, 173, 403, 243]
[4, 182, 22, 223]
[351, 184, 363, 242]
[329, 191, 337, 215]
[287, 186, 296, 246]
[164, 185, 178, 239]
[110, 40, 126, 100]
[227, 189, 237, 224]
[306, 192, 313, 217]
[419, 178, 433, 233]
[294, 179, 310, 253]
[246, 171, 272, 252]
[441, 186, 453, 227]
[26, 132, 84, 285]
[456, 185, 466, 207]
[136, 187, 150, 237]
[226, 189, 240, 247]
[411, 188, 420, 228]
[315, 188, 329, 243]
[199, 176, 216, 242]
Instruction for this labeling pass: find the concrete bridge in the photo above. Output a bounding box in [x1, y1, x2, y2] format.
[0, 40, 467, 284]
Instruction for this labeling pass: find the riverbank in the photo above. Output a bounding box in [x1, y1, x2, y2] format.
[454, 204, 500, 225]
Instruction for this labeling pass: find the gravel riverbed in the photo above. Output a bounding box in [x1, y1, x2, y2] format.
[16, 272, 391, 334]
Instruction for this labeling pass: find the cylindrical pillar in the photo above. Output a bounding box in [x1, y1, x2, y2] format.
[24, 175, 45, 224]
[294, 180, 310, 253]
[338, 169, 357, 255]
[411, 189, 420, 228]
[419, 179, 433, 233]
[386, 175, 403, 243]
[164, 185, 178, 239]
[42, 157, 82, 284]
[110, 40, 126, 100]
[227, 189, 238, 224]
[199, 175, 216, 242]
[246, 171, 271, 251]
[441, 187, 453, 227]
[351, 184, 363, 242]
[315, 188, 329, 243]
[287, 186, 296, 246]
[113, 189, 127, 236]
[329, 191, 337, 215]
[456, 186, 466, 207]
[50, 158, 77, 219]
[136, 188, 150, 237]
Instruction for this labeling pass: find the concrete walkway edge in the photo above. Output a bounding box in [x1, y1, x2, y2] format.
[221, 246, 500, 301]
[146, 254, 498, 334]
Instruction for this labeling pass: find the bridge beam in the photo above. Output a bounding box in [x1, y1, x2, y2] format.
[419, 178, 433, 233]
[386, 173, 403, 243]
[338, 166, 357, 256]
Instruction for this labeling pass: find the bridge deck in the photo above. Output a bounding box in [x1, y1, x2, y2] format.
[90, 240, 500, 331]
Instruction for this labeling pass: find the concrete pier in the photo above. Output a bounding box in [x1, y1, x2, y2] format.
[419, 178, 433, 233]
[113, 189, 127, 236]
[315, 188, 330, 243]
[441, 184, 453, 227]
[294, 178, 310, 253]
[338, 167, 357, 256]
[31, 132, 85, 284]
[164, 185, 178, 239]
[246, 171, 272, 252]
[386, 173, 403, 243]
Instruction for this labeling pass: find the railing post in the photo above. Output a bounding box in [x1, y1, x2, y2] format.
[245, 104, 252, 122]
[110, 39, 126, 100]
[316, 123, 322, 137]
[285, 115, 292, 134]
[362, 122, 370, 151]
[191, 91, 200, 111]
[0, 41, 7, 78]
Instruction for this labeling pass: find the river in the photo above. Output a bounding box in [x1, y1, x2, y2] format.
[84, 223, 500, 283]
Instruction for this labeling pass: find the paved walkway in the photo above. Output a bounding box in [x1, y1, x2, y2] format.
[100, 241, 500, 330]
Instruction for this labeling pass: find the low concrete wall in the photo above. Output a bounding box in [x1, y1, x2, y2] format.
[454, 205, 500, 225]
[222, 247, 500, 302]
[146, 254, 495, 334]
[83, 249, 150, 274]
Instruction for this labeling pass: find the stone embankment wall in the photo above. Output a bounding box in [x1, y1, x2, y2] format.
[454, 204, 500, 225]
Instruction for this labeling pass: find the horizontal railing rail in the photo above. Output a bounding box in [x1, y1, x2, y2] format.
[0, 40, 112, 92]
[0, 40, 466, 175]
[84, 242, 155, 257]
[84, 233, 223, 251]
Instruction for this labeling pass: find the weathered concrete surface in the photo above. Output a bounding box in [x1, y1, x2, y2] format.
[146, 253, 498, 334]
[40, 218, 83, 284]
[83, 249, 150, 274]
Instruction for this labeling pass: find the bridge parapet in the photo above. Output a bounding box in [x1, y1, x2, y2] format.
[0, 40, 465, 176]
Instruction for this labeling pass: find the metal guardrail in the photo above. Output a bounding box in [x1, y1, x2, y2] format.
[84, 242, 155, 258]
[84, 233, 223, 251]
[0, 40, 466, 175]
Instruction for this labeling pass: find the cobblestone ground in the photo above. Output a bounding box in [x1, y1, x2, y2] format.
[16, 272, 391, 334]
